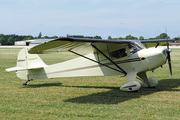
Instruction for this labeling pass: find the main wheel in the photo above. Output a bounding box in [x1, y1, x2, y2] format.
[148, 77, 158, 87]
[140, 77, 158, 88]
[120, 81, 141, 92]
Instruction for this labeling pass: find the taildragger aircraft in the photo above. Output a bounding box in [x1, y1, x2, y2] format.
[6, 38, 174, 92]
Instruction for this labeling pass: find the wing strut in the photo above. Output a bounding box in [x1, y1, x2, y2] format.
[69, 50, 126, 74]
[91, 44, 127, 75]
[155, 43, 160, 48]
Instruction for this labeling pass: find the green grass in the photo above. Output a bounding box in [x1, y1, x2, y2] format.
[1, 48, 180, 119]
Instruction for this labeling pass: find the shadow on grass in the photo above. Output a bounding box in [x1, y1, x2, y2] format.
[21, 79, 180, 104]
[21, 83, 62, 88]
[64, 79, 180, 104]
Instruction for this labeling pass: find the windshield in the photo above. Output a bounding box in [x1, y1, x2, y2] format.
[129, 40, 146, 54]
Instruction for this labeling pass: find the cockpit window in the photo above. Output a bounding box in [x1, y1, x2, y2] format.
[110, 48, 127, 60]
[129, 41, 146, 54]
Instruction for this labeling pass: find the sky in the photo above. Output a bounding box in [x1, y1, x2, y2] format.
[0, 0, 180, 39]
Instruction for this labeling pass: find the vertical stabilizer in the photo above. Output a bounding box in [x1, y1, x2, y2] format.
[6, 47, 47, 80]
[20, 47, 47, 69]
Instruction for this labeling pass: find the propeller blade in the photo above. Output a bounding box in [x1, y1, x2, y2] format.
[167, 40, 170, 49]
[166, 30, 172, 76]
[166, 40, 172, 76]
[167, 50, 172, 76]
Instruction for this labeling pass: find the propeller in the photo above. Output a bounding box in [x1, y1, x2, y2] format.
[166, 40, 172, 76]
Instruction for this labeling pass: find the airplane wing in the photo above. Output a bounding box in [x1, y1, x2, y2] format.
[28, 38, 132, 54]
[28, 38, 175, 54]
[140, 39, 175, 48]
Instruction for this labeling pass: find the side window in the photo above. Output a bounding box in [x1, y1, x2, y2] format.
[110, 48, 127, 60]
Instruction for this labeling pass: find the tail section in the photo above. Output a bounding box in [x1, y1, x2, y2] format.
[6, 47, 47, 80]
[18, 47, 47, 69]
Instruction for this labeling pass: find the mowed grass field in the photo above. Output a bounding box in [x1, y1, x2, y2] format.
[1, 48, 180, 119]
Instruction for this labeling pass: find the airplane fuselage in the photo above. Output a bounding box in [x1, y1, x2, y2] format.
[24, 47, 167, 80]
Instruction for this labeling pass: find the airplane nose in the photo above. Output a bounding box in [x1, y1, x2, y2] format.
[161, 49, 168, 63]
[160, 49, 167, 62]
[162, 48, 172, 58]
[145, 48, 167, 70]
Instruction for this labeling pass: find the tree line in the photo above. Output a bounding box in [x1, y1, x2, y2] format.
[108, 33, 172, 40]
[0, 33, 59, 45]
[0, 33, 102, 45]
[0, 32, 180, 45]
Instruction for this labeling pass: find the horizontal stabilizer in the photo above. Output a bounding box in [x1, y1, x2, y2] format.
[6, 67, 27, 72]
[6, 66, 46, 72]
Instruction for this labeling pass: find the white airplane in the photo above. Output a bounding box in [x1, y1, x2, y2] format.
[6, 38, 174, 92]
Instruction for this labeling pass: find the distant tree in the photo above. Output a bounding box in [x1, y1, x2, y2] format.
[52, 36, 58, 39]
[166, 36, 170, 39]
[93, 35, 102, 39]
[107, 36, 126, 40]
[155, 36, 160, 39]
[125, 35, 138, 40]
[160, 33, 168, 39]
[7, 37, 14, 45]
[0, 34, 35, 44]
[118, 37, 125, 40]
[139, 36, 144, 40]
[108, 36, 112, 40]
[174, 37, 180, 40]
[156, 33, 170, 39]
[174, 37, 180, 42]
[85, 36, 93, 39]
[44, 36, 49, 39]
[38, 32, 42, 38]
[125, 35, 131, 39]
[28, 36, 34, 40]
[0, 37, 5, 45]
[23, 37, 28, 40]
[23, 36, 33, 40]
[114, 37, 120, 40]
[69, 35, 84, 38]
[149, 38, 155, 40]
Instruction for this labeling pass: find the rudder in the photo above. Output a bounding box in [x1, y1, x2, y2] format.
[6, 47, 47, 80]
[17, 47, 47, 69]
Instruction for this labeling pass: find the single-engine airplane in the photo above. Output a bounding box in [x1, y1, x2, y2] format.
[6, 38, 174, 92]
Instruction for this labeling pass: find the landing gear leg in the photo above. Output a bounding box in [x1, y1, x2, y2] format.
[137, 72, 150, 87]
[23, 79, 33, 85]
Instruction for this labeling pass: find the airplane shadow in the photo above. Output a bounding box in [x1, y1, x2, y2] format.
[21, 79, 180, 104]
[21, 83, 63, 88]
[63, 79, 180, 104]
